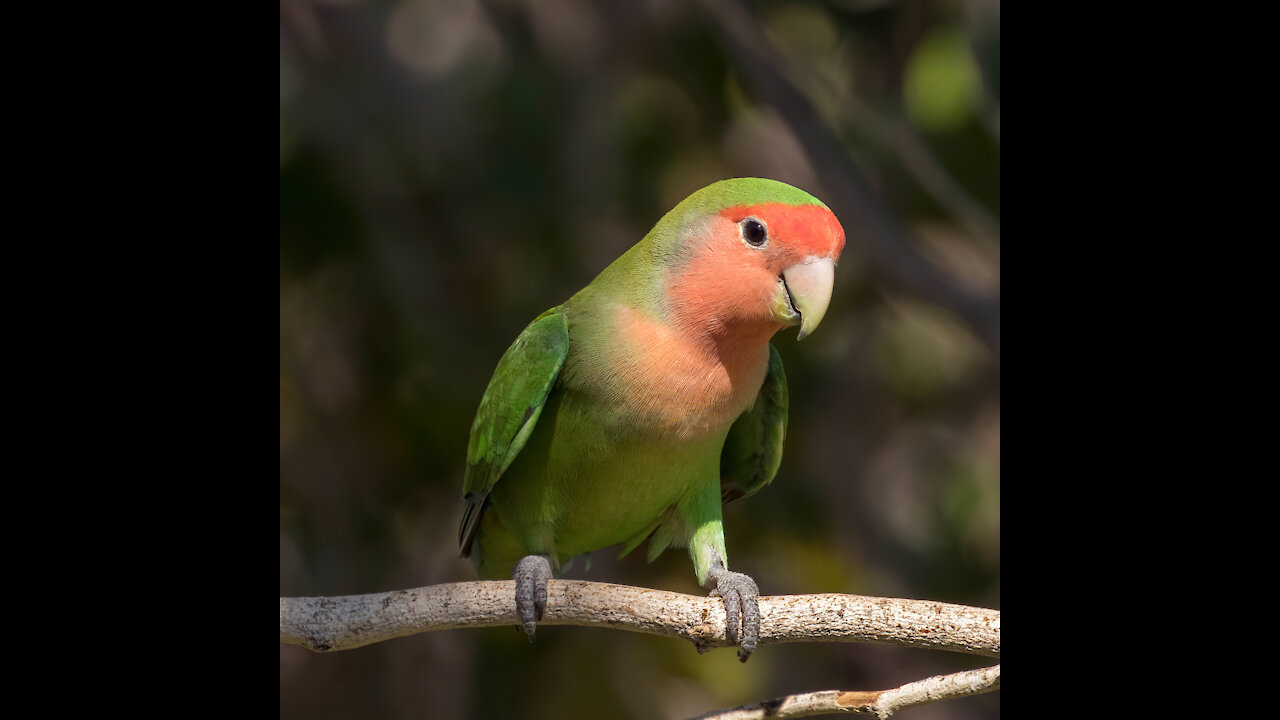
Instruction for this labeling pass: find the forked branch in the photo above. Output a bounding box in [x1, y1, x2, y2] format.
[690, 664, 1001, 719]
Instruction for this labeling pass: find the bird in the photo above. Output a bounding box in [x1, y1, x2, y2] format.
[459, 177, 845, 661]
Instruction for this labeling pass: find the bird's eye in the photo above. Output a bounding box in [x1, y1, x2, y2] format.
[741, 218, 768, 247]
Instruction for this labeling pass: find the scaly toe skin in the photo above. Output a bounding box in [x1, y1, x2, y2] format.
[512, 555, 553, 642]
[708, 567, 761, 662]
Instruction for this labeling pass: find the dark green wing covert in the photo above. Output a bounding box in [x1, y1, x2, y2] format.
[458, 306, 569, 556]
[719, 343, 788, 504]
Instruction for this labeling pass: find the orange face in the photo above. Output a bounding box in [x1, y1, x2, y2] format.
[664, 202, 844, 342]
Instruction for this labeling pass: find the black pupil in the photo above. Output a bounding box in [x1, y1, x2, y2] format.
[744, 219, 766, 245]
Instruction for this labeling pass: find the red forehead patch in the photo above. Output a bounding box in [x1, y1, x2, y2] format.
[720, 202, 845, 258]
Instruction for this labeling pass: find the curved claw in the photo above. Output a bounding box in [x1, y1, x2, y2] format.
[512, 554, 553, 642]
[708, 566, 761, 662]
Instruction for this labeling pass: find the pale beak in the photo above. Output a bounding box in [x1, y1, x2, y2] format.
[777, 257, 836, 340]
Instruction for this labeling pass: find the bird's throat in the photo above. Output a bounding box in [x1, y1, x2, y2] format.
[603, 303, 771, 440]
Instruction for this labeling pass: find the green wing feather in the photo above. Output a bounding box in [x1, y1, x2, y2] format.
[719, 343, 788, 504]
[458, 306, 569, 557]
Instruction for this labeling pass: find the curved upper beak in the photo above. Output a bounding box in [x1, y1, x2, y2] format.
[775, 257, 836, 340]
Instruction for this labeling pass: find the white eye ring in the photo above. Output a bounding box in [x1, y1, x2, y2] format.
[740, 217, 768, 248]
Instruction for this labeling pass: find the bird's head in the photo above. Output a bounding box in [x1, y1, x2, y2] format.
[653, 178, 846, 341]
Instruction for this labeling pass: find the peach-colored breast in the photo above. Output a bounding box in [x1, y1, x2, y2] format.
[609, 303, 769, 441]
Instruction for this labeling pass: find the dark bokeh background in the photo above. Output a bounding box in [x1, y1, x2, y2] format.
[280, 1, 999, 718]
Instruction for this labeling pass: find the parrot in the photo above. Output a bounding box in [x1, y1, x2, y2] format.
[458, 177, 845, 661]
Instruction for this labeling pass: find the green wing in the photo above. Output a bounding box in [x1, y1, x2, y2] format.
[719, 343, 789, 504]
[458, 306, 570, 557]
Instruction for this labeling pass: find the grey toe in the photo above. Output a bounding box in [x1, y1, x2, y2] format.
[708, 567, 761, 662]
[512, 555, 553, 642]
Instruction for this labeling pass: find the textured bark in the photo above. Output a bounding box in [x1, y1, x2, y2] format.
[279, 579, 1000, 657]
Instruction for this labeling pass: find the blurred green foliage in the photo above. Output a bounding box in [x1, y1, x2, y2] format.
[281, 1, 999, 718]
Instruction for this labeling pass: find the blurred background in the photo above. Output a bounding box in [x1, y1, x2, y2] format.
[280, 0, 999, 718]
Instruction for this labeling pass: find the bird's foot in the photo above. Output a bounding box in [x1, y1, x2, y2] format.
[707, 565, 760, 662]
[512, 554, 553, 642]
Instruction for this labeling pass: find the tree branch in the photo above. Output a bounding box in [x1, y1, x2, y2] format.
[690, 664, 1001, 719]
[280, 579, 999, 657]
